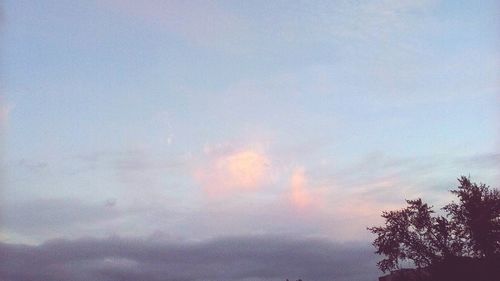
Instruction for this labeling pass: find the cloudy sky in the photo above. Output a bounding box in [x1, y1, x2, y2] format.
[1, 1, 499, 280]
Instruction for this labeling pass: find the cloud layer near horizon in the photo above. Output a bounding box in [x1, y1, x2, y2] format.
[0, 235, 378, 281]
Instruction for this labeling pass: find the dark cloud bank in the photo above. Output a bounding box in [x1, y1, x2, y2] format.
[0, 235, 378, 281]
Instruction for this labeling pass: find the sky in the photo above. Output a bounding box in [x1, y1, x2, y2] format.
[1, 1, 499, 280]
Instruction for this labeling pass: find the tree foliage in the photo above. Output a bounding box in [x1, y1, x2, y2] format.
[368, 176, 500, 272]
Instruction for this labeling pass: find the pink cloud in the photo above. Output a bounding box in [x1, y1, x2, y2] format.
[287, 167, 327, 213]
[288, 167, 313, 209]
[195, 147, 271, 197]
[0, 101, 12, 128]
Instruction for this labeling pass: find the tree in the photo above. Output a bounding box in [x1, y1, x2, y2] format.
[368, 176, 499, 273]
[443, 177, 500, 258]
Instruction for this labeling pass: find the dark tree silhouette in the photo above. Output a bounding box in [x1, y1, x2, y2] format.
[443, 177, 500, 258]
[368, 176, 500, 273]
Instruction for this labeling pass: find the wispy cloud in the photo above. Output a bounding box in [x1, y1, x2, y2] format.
[102, 0, 248, 50]
[0, 98, 12, 193]
[458, 152, 500, 170]
[0, 99, 13, 129]
[5, 144, 490, 243]
[0, 198, 121, 243]
[102, 0, 438, 56]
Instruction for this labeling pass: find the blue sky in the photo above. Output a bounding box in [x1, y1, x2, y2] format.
[0, 1, 499, 280]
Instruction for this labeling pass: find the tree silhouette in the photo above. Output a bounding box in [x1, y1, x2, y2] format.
[443, 177, 500, 258]
[368, 176, 499, 273]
